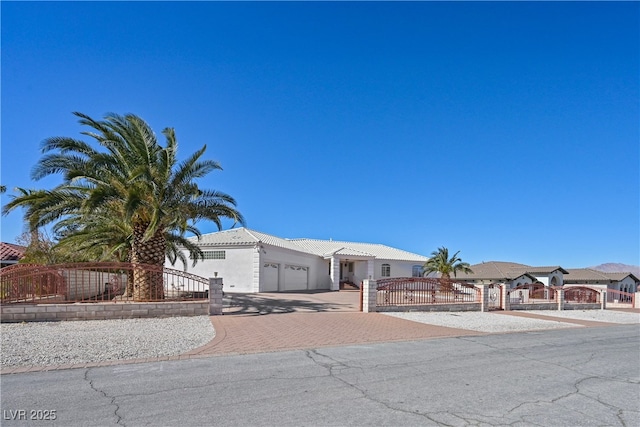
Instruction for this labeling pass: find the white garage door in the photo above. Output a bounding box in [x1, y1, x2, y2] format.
[262, 263, 279, 292]
[283, 265, 308, 291]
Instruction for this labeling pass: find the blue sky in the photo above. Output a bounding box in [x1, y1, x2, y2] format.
[1, 2, 638, 268]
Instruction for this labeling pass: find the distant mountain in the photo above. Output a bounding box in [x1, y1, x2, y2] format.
[590, 263, 640, 276]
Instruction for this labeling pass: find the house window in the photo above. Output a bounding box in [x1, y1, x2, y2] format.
[381, 264, 390, 277]
[412, 265, 423, 277]
[194, 250, 226, 260]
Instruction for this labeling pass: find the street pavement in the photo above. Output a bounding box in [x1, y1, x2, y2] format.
[2, 324, 638, 426]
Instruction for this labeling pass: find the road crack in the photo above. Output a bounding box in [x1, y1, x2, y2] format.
[84, 368, 125, 426]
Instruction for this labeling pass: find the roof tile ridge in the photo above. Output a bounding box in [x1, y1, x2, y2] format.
[242, 228, 263, 243]
[585, 268, 610, 280]
[492, 261, 507, 278]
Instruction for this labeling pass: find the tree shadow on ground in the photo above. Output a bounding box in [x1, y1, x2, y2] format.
[223, 292, 355, 316]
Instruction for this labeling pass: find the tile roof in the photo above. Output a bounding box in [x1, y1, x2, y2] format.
[187, 228, 304, 252]
[455, 261, 567, 281]
[287, 238, 428, 262]
[188, 228, 428, 262]
[564, 268, 639, 282]
[525, 266, 569, 274]
[604, 272, 640, 281]
[325, 247, 375, 258]
[454, 261, 531, 280]
[0, 242, 27, 261]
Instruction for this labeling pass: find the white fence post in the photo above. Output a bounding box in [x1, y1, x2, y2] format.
[362, 279, 377, 313]
[209, 277, 224, 315]
[556, 288, 564, 311]
[500, 284, 510, 311]
[476, 285, 488, 312]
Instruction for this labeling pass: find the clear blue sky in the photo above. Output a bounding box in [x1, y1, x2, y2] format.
[1, 2, 638, 268]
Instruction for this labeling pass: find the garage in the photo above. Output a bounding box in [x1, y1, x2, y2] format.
[283, 264, 309, 291]
[262, 263, 279, 292]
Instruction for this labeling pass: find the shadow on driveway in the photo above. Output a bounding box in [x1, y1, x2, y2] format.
[223, 290, 360, 316]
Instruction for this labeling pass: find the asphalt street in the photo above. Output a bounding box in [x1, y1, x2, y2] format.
[1, 325, 639, 427]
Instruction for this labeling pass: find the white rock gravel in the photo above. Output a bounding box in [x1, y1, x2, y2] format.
[384, 311, 579, 333]
[384, 309, 639, 333]
[1, 316, 215, 368]
[521, 309, 640, 324]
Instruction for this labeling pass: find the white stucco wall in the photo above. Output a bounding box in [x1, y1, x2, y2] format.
[166, 246, 256, 293]
[534, 275, 549, 286]
[166, 246, 431, 293]
[617, 277, 638, 293]
[258, 245, 330, 291]
[510, 275, 535, 289]
[373, 260, 423, 280]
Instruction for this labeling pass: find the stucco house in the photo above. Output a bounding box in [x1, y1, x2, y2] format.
[563, 269, 638, 293]
[453, 261, 638, 293]
[453, 261, 568, 289]
[0, 242, 26, 269]
[168, 228, 428, 293]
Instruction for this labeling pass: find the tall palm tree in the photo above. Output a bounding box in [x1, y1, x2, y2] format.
[3, 112, 244, 300]
[423, 247, 473, 291]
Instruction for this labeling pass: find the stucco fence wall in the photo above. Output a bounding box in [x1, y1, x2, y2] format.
[0, 278, 224, 323]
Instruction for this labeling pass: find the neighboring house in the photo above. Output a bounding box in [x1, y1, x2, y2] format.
[454, 261, 568, 289]
[168, 228, 428, 293]
[454, 261, 638, 293]
[0, 242, 26, 268]
[563, 269, 639, 294]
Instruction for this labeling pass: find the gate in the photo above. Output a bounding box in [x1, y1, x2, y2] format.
[564, 286, 600, 304]
[487, 283, 502, 310]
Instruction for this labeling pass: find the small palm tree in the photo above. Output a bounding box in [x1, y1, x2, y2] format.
[423, 247, 473, 291]
[3, 112, 244, 301]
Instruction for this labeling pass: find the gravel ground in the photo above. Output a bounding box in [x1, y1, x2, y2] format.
[385, 312, 577, 333]
[2, 310, 637, 369]
[1, 316, 215, 368]
[521, 309, 640, 324]
[384, 309, 639, 333]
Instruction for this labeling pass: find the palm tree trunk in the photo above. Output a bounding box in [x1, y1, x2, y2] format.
[440, 273, 453, 293]
[130, 223, 166, 301]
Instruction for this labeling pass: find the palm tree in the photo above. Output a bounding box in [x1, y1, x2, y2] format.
[423, 247, 473, 291]
[3, 112, 244, 300]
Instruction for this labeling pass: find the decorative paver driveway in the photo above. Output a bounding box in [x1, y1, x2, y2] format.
[185, 291, 480, 356]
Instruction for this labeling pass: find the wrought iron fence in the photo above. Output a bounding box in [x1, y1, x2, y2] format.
[376, 277, 479, 307]
[605, 288, 635, 306]
[0, 262, 209, 304]
[564, 286, 600, 304]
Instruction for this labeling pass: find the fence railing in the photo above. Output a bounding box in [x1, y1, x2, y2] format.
[564, 286, 600, 304]
[509, 283, 555, 304]
[605, 288, 635, 306]
[0, 262, 209, 304]
[376, 277, 479, 307]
